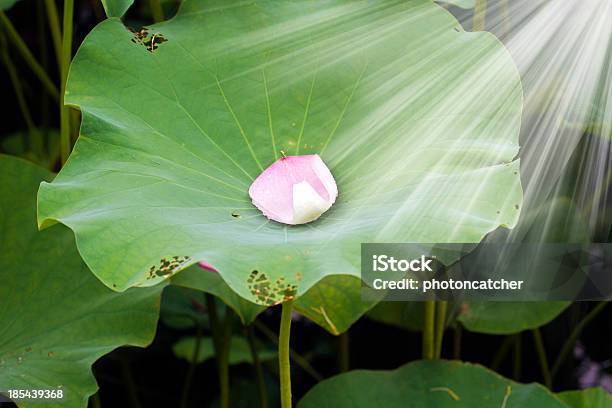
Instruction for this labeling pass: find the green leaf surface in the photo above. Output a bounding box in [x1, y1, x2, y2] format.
[38, 0, 523, 305]
[295, 275, 381, 335]
[298, 360, 566, 408]
[367, 301, 425, 332]
[558, 388, 612, 408]
[0, 155, 164, 408]
[100, 0, 133, 17]
[173, 336, 276, 365]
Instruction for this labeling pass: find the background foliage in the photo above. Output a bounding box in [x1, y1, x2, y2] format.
[0, 0, 609, 407]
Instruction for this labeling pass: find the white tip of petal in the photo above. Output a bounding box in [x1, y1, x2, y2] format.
[292, 180, 332, 224]
[248, 154, 338, 225]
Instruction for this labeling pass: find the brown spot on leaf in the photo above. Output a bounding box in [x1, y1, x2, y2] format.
[147, 256, 191, 279]
[247, 270, 297, 306]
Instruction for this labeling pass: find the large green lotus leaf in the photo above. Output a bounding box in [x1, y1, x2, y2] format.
[457, 301, 569, 335]
[173, 336, 276, 365]
[367, 301, 425, 332]
[298, 360, 565, 408]
[0, 155, 164, 407]
[38, 0, 523, 305]
[558, 388, 612, 408]
[100, 0, 133, 17]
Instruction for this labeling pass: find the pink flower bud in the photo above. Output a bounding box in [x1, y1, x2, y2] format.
[198, 261, 218, 273]
[248, 154, 338, 225]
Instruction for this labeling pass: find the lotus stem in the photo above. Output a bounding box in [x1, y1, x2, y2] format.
[205, 294, 231, 408]
[434, 301, 448, 359]
[44, 0, 62, 69]
[473, 0, 487, 31]
[219, 309, 233, 408]
[148, 0, 164, 23]
[279, 300, 294, 408]
[338, 332, 349, 372]
[0, 11, 59, 100]
[119, 356, 141, 408]
[551, 301, 608, 377]
[254, 320, 323, 382]
[531, 328, 552, 388]
[453, 324, 462, 360]
[513, 333, 522, 381]
[60, 0, 74, 165]
[0, 33, 36, 148]
[423, 300, 436, 359]
[246, 324, 268, 408]
[90, 393, 101, 408]
[180, 321, 203, 408]
[490, 335, 515, 371]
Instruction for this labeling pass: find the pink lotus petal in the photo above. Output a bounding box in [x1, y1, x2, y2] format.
[249, 154, 338, 225]
[198, 261, 218, 273]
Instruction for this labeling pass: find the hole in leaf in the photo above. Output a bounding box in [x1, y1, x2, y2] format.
[128, 27, 168, 53]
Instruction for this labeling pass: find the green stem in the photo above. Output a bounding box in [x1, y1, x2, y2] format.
[0, 34, 36, 146]
[36, 0, 50, 158]
[205, 294, 230, 408]
[279, 301, 294, 408]
[180, 323, 203, 408]
[0, 11, 59, 100]
[253, 320, 323, 382]
[513, 333, 522, 381]
[90, 392, 102, 408]
[119, 357, 141, 408]
[490, 335, 515, 372]
[500, 0, 510, 38]
[532, 329, 552, 389]
[60, 0, 74, 165]
[44, 0, 62, 69]
[453, 324, 462, 360]
[338, 332, 349, 372]
[422, 300, 435, 359]
[148, 0, 165, 23]
[434, 301, 447, 359]
[91, 0, 106, 22]
[551, 301, 608, 377]
[473, 0, 487, 31]
[246, 325, 268, 408]
[218, 308, 233, 408]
